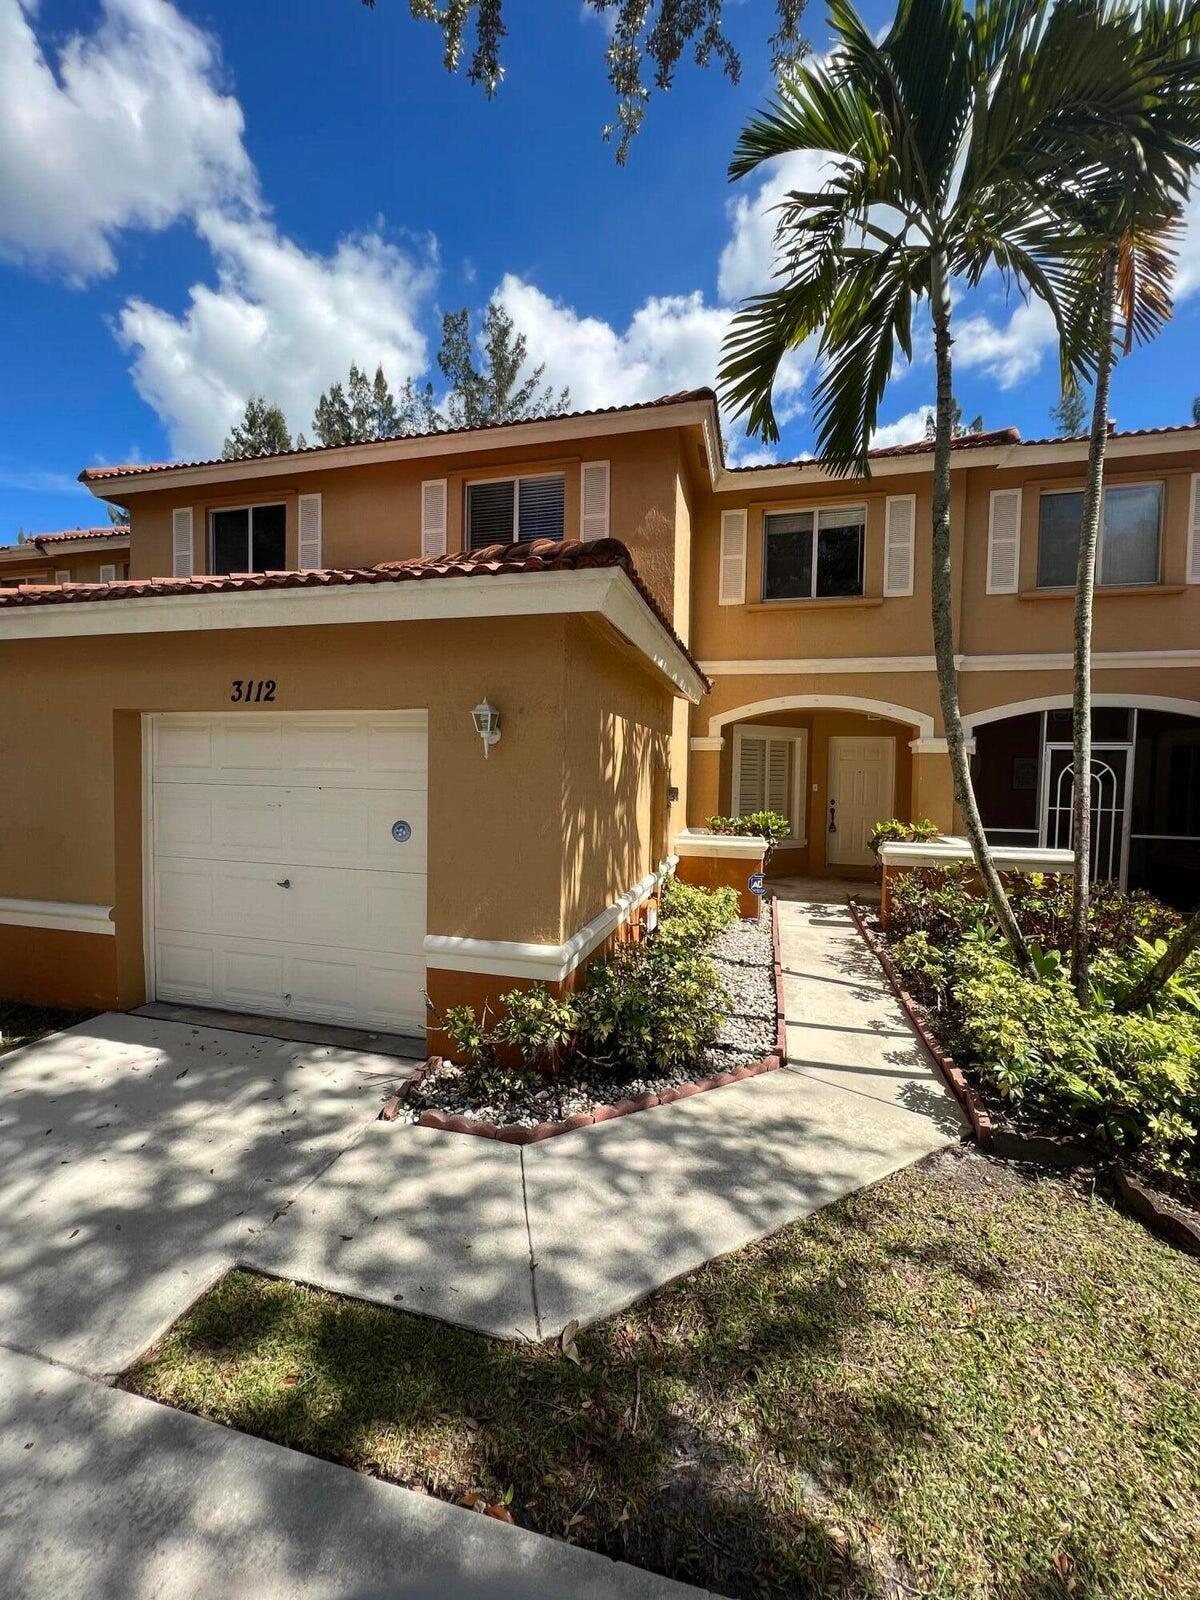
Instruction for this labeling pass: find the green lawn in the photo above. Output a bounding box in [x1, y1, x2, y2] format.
[124, 1147, 1200, 1600]
[0, 1001, 93, 1059]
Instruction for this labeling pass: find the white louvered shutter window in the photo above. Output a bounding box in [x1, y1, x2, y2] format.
[735, 734, 766, 816]
[421, 479, 448, 558]
[99, 564, 117, 583]
[986, 488, 1022, 594]
[171, 507, 193, 577]
[580, 460, 610, 541]
[719, 509, 747, 605]
[298, 493, 322, 569]
[54, 569, 70, 585]
[1189, 476, 1200, 583]
[883, 495, 916, 596]
[765, 738, 792, 816]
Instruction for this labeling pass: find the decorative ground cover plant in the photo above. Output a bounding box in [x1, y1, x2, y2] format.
[408, 877, 778, 1129]
[879, 866, 1200, 1206]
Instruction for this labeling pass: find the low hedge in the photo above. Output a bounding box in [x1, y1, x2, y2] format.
[887, 870, 1200, 1184]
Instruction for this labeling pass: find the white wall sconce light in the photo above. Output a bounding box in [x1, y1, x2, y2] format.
[472, 697, 501, 758]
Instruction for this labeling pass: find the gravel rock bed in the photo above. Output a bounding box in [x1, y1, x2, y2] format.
[405, 908, 778, 1129]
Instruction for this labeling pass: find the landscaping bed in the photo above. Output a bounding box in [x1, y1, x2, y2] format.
[403, 881, 782, 1137]
[124, 1144, 1200, 1600]
[0, 1001, 94, 1061]
[864, 868, 1200, 1234]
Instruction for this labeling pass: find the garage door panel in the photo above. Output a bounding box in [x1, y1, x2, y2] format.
[154, 787, 427, 870]
[151, 712, 427, 1033]
[155, 931, 424, 1034]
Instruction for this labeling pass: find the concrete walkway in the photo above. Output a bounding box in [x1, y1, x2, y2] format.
[0, 1344, 701, 1600]
[0, 1011, 415, 1374]
[247, 892, 966, 1339]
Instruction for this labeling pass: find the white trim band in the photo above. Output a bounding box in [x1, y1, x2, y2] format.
[878, 836, 1073, 874]
[672, 829, 768, 860]
[424, 861, 672, 982]
[0, 897, 115, 936]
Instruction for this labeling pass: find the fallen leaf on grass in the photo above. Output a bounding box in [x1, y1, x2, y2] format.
[485, 1504, 514, 1523]
[560, 1319, 581, 1364]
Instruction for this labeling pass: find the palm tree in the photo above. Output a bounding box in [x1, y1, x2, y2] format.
[719, 0, 1186, 974]
[1056, 0, 1200, 1001]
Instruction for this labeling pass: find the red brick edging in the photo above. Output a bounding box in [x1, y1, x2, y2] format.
[847, 898, 993, 1149]
[380, 898, 787, 1142]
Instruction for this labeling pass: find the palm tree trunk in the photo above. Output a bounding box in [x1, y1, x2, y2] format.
[929, 250, 1033, 975]
[1070, 251, 1118, 1003]
[1115, 903, 1200, 1013]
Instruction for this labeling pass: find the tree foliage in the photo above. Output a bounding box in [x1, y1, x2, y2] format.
[358, 0, 809, 160]
[222, 395, 293, 459]
[1051, 384, 1090, 435]
[924, 399, 982, 440]
[436, 303, 570, 429]
[107, 503, 131, 527]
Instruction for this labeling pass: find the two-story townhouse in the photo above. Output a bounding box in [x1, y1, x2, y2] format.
[0, 526, 131, 587]
[1, 389, 1197, 1048]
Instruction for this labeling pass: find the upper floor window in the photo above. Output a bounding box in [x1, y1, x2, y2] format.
[466, 473, 565, 550]
[210, 504, 286, 575]
[1037, 484, 1162, 589]
[763, 506, 865, 600]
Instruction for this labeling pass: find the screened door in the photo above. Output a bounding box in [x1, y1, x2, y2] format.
[1040, 744, 1133, 885]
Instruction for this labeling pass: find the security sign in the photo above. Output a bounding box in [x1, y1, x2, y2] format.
[748, 871, 765, 895]
[391, 819, 413, 844]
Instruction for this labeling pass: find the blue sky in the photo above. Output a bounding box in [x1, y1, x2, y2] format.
[3, 0, 1200, 537]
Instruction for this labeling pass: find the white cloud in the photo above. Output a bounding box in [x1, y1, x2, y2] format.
[0, 0, 253, 282]
[117, 211, 438, 457]
[953, 294, 1057, 389]
[718, 148, 834, 304]
[1173, 188, 1200, 300]
[870, 406, 933, 450]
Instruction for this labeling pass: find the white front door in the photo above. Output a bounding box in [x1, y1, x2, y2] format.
[827, 736, 895, 867]
[148, 712, 428, 1034]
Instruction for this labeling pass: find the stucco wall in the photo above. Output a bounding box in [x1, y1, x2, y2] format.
[122, 429, 687, 616]
[0, 611, 675, 1011]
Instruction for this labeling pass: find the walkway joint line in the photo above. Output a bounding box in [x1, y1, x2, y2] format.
[519, 1149, 544, 1340]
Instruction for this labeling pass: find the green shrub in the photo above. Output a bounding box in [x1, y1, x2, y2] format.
[888, 865, 985, 944]
[493, 986, 578, 1076]
[705, 810, 790, 844]
[656, 877, 739, 955]
[577, 940, 727, 1077]
[888, 931, 1200, 1178]
[439, 1002, 531, 1099]
[868, 817, 939, 855]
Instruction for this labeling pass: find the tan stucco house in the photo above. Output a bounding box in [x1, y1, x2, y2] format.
[0, 525, 130, 587]
[3, 390, 1199, 1047]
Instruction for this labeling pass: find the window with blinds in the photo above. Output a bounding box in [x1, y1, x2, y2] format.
[732, 726, 807, 839]
[466, 473, 565, 549]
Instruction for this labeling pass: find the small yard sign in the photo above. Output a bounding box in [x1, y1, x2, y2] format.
[748, 871, 765, 896]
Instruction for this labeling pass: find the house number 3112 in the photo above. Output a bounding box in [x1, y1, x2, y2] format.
[230, 679, 276, 703]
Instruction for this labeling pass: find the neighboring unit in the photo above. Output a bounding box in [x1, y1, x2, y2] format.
[0, 526, 131, 588]
[1, 391, 1198, 1047]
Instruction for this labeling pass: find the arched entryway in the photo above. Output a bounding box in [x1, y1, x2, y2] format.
[965, 695, 1200, 904]
[706, 695, 935, 881]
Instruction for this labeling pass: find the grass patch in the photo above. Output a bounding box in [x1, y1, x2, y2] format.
[0, 1001, 93, 1060]
[124, 1147, 1200, 1599]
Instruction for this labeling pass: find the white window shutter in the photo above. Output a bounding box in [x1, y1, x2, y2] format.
[54, 569, 70, 585]
[1188, 475, 1200, 583]
[765, 738, 791, 816]
[734, 733, 765, 816]
[421, 479, 448, 558]
[580, 460, 610, 541]
[986, 488, 1022, 594]
[99, 564, 116, 583]
[883, 494, 916, 596]
[171, 507, 193, 578]
[298, 493, 323, 569]
[719, 509, 747, 605]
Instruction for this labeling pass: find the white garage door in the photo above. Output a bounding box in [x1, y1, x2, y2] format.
[148, 712, 427, 1034]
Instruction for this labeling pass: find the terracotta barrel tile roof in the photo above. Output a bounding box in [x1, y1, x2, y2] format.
[79, 390, 717, 482]
[0, 538, 708, 687]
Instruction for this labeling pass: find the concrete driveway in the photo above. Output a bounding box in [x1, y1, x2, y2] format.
[0, 1011, 409, 1375]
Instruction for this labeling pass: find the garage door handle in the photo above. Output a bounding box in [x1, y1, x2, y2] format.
[276, 878, 292, 888]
